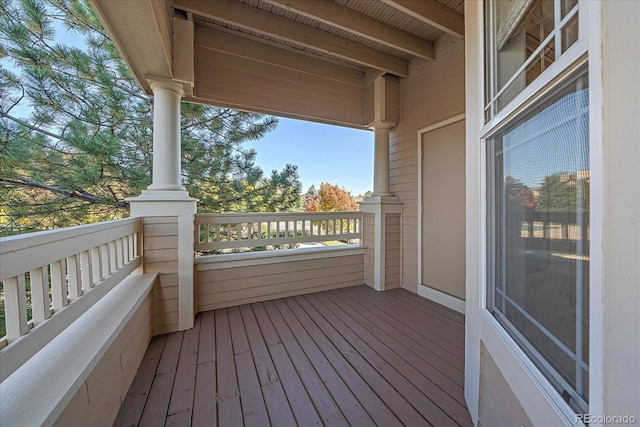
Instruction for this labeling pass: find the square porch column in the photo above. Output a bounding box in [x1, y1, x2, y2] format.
[127, 80, 197, 333]
[360, 119, 403, 291]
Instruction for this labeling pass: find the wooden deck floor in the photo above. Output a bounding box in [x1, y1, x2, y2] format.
[115, 285, 472, 426]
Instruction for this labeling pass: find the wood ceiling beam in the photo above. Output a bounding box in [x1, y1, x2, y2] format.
[173, 0, 409, 77]
[261, 0, 435, 59]
[379, 0, 464, 38]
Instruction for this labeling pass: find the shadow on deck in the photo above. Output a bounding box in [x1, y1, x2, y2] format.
[115, 285, 472, 426]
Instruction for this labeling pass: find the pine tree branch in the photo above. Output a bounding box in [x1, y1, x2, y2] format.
[1, 176, 128, 208]
[0, 111, 72, 153]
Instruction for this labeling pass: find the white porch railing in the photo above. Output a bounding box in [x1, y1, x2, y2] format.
[195, 212, 362, 253]
[0, 218, 141, 380]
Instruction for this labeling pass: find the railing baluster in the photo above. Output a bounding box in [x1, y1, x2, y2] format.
[50, 260, 68, 310]
[4, 275, 28, 341]
[90, 246, 101, 285]
[0, 217, 142, 350]
[126, 234, 132, 261]
[116, 238, 124, 269]
[67, 255, 82, 300]
[194, 212, 364, 252]
[107, 241, 117, 274]
[100, 244, 109, 279]
[30, 266, 50, 324]
[80, 250, 93, 291]
[133, 232, 139, 258]
[122, 236, 130, 263]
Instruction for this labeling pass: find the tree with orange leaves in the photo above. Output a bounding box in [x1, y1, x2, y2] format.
[304, 182, 358, 212]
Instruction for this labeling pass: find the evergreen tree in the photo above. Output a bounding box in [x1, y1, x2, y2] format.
[537, 172, 589, 212]
[0, 0, 302, 235]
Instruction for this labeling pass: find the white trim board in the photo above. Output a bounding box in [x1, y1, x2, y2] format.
[418, 284, 465, 314]
[196, 245, 366, 270]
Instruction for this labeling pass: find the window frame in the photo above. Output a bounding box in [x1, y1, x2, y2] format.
[485, 68, 591, 410]
[484, 0, 582, 121]
[479, 0, 598, 423]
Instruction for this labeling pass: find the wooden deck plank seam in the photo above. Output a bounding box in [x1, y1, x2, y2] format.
[320, 290, 469, 426]
[331, 288, 466, 400]
[336, 287, 466, 383]
[116, 285, 473, 427]
[300, 292, 433, 426]
[352, 287, 466, 351]
[309, 291, 455, 426]
[275, 297, 378, 426]
[346, 287, 466, 362]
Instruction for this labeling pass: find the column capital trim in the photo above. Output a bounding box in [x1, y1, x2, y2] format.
[147, 77, 185, 97]
[358, 196, 403, 214]
[367, 119, 397, 130]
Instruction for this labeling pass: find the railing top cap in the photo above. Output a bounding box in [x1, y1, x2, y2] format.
[196, 211, 362, 216]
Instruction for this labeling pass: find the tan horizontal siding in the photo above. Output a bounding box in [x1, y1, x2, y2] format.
[385, 213, 401, 289]
[200, 261, 363, 294]
[143, 223, 178, 237]
[197, 254, 361, 282]
[142, 216, 180, 334]
[156, 298, 178, 315]
[194, 26, 366, 127]
[198, 272, 364, 311]
[390, 44, 465, 294]
[143, 236, 178, 250]
[157, 272, 178, 288]
[196, 253, 365, 312]
[363, 213, 375, 288]
[143, 261, 179, 275]
[156, 312, 179, 329]
[142, 216, 178, 224]
[156, 284, 178, 301]
[144, 248, 178, 263]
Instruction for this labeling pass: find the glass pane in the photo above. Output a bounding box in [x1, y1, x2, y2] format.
[495, 0, 554, 92]
[562, 13, 579, 53]
[561, 0, 578, 18]
[488, 69, 589, 412]
[496, 44, 555, 111]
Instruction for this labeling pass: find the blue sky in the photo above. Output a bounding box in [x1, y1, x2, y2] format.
[245, 118, 373, 196]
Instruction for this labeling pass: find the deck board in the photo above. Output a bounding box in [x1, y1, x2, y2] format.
[337, 288, 465, 388]
[116, 285, 472, 426]
[192, 311, 217, 427]
[327, 289, 467, 416]
[263, 299, 348, 426]
[215, 309, 243, 427]
[275, 297, 376, 427]
[239, 305, 297, 426]
[138, 332, 183, 427]
[114, 335, 166, 426]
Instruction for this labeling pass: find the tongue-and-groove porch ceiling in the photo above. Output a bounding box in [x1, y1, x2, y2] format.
[91, 0, 464, 128]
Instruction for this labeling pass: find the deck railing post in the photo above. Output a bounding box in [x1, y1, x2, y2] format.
[127, 78, 198, 333]
[362, 86, 403, 291]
